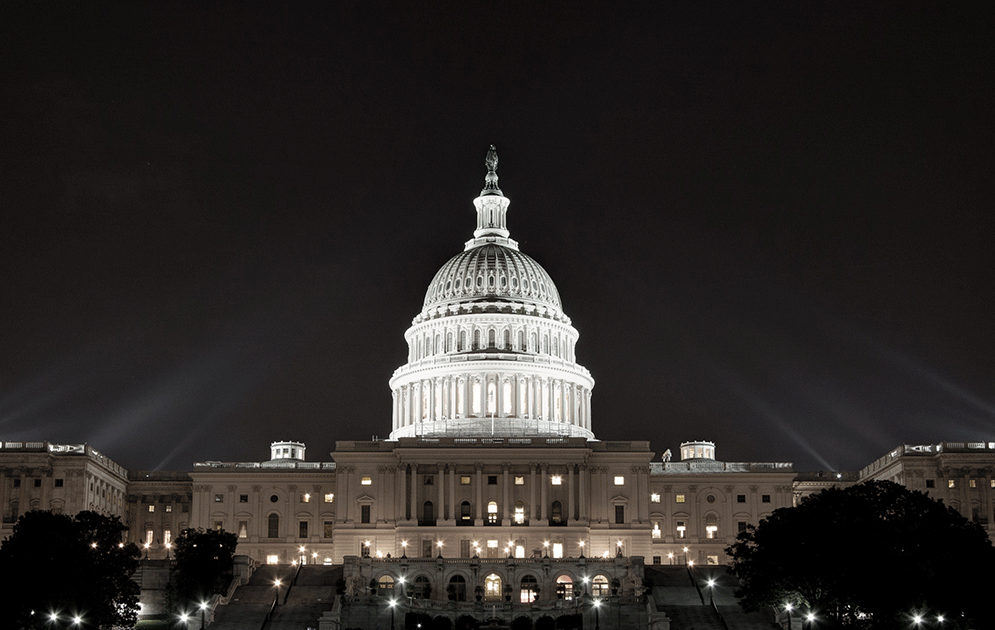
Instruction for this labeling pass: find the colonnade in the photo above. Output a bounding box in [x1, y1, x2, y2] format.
[392, 373, 592, 433]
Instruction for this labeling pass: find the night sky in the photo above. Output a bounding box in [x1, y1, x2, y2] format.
[2, 3, 992, 474]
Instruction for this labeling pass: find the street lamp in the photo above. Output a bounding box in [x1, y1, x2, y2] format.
[706, 578, 715, 605]
[388, 598, 397, 630]
[784, 603, 793, 629]
[667, 552, 674, 565]
[401, 540, 408, 558]
[805, 612, 816, 630]
[143, 542, 150, 559]
[165, 541, 172, 560]
[71, 615, 83, 627]
[543, 541, 549, 558]
[178, 612, 190, 627]
[199, 601, 209, 629]
[299, 546, 307, 565]
[578, 540, 585, 558]
[437, 540, 444, 558]
[912, 614, 923, 627]
[592, 598, 601, 630]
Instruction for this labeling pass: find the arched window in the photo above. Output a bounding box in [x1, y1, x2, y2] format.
[591, 575, 609, 597]
[446, 332, 453, 352]
[551, 500, 563, 524]
[378, 575, 395, 594]
[514, 500, 526, 525]
[487, 382, 497, 415]
[553, 337, 559, 357]
[267, 513, 279, 538]
[530, 332, 537, 352]
[448, 575, 467, 602]
[705, 514, 718, 539]
[460, 501, 472, 523]
[484, 574, 502, 602]
[517, 330, 524, 350]
[459, 330, 466, 351]
[487, 501, 499, 525]
[423, 501, 435, 523]
[473, 329, 481, 350]
[503, 329, 511, 348]
[555, 576, 573, 600]
[413, 575, 431, 599]
[520, 575, 538, 603]
[488, 329, 496, 348]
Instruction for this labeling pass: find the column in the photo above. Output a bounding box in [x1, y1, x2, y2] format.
[377, 467, 386, 523]
[437, 464, 445, 522]
[410, 465, 418, 523]
[529, 464, 537, 521]
[475, 463, 483, 523]
[579, 464, 588, 523]
[568, 465, 575, 522]
[448, 465, 456, 523]
[502, 463, 510, 524]
[540, 464, 548, 521]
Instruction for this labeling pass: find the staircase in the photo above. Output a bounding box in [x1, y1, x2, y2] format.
[209, 564, 340, 630]
[644, 565, 779, 630]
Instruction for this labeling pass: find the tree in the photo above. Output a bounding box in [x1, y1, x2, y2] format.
[0, 510, 141, 629]
[171, 527, 238, 609]
[727, 480, 995, 629]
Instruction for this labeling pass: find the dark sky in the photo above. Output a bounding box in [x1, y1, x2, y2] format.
[2, 2, 992, 473]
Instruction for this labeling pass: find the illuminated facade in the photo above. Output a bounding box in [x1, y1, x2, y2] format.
[2, 149, 993, 579]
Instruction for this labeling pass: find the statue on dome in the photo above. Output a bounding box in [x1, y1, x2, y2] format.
[485, 144, 498, 172]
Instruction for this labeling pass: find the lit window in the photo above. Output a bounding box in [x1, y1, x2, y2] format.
[592, 575, 609, 597]
[301, 493, 311, 502]
[145, 530, 153, 545]
[214, 494, 224, 502]
[652, 522, 661, 538]
[514, 476, 525, 485]
[552, 542, 563, 558]
[676, 521, 686, 538]
[551, 476, 562, 486]
[969, 479, 977, 488]
[147, 505, 155, 513]
[487, 501, 499, 524]
[948, 479, 955, 489]
[461, 476, 471, 485]
[165, 505, 172, 513]
[675, 494, 685, 503]
[706, 525, 718, 539]
[163, 529, 171, 545]
[361, 476, 372, 485]
[238, 521, 248, 538]
[487, 539, 499, 548]
[267, 555, 279, 565]
[650, 493, 660, 503]
[324, 493, 334, 502]
[514, 501, 525, 524]
[991, 480, 995, 489]
[614, 476, 625, 486]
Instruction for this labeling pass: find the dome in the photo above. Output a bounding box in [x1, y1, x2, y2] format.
[422, 243, 562, 314]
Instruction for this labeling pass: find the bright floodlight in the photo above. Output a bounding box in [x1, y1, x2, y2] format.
[688, 560, 694, 567]
[90, 542, 97, 548]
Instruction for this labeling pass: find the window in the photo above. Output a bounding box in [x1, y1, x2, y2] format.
[215, 494, 224, 503]
[650, 493, 660, 503]
[424, 476, 434, 485]
[147, 505, 155, 513]
[12, 479, 19, 488]
[761, 494, 771, 503]
[514, 475, 525, 485]
[361, 476, 372, 485]
[238, 521, 248, 538]
[592, 575, 609, 597]
[614, 476, 625, 486]
[676, 521, 686, 538]
[165, 505, 172, 513]
[484, 574, 502, 601]
[362, 542, 371, 558]
[652, 522, 661, 538]
[213, 521, 223, 531]
[270, 494, 279, 503]
[461, 476, 471, 485]
[423, 540, 434, 558]
[675, 494, 685, 503]
[970, 479, 977, 488]
[423, 501, 434, 523]
[737, 494, 746, 503]
[145, 530, 154, 545]
[653, 556, 661, 564]
[240, 494, 249, 502]
[926, 479, 935, 488]
[301, 493, 311, 502]
[551, 476, 562, 486]
[379, 575, 396, 595]
[324, 521, 333, 538]
[33, 479, 41, 487]
[361, 505, 371, 523]
[268, 514, 279, 538]
[487, 501, 498, 524]
[324, 493, 334, 502]
[514, 501, 525, 524]
[163, 529, 171, 545]
[299, 521, 308, 538]
[267, 555, 279, 565]
[461, 501, 472, 522]
[706, 525, 717, 539]
[520, 575, 538, 603]
[54, 479, 64, 488]
[948, 479, 956, 489]
[991, 480, 995, 489]
[555, 576, 573, 600]
[738, 521, 748, 533]
[615, 505, 625, 524]
[552, 542, 563, 558]
[488, 475, 497, 485]
[551, 501, 563, 523]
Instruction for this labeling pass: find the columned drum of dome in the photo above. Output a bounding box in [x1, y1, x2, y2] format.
[389, 147, 595, 440]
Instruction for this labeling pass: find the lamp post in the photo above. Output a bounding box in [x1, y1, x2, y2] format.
[299, 546, 307, 565]
[592, 598, 601, 630]
[165, 541, 172, 560]
[578, 540, 585, 558]
[401, 540, 408, 558]
[682, 546, 689, 566]
[437, 540, 444, 558]
[199, 601, 209, 629]
[784, 603, 793, 630]
[804, 612, 816, 630]
[389, 598, 397, 630]
[178, 612, 190, 628]
[143, 542, 150, 559]
[706, 578, 715, 606]
[667, 552, 674, 565]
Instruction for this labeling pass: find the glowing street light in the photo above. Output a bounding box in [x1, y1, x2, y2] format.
[388, 598, 397, 630]
[436, 540, 444, 558]
[578, 540, 585, 558]
[784, 603, 793, 628]
[543, 541, 549, 558]
[706, 578, 715, 605]
[805, 612, 816, 630]
[199, 601, 209, 629]
[592, 598, 601, 630]
[143, 542, 150, 559]
[912, 614, 923, 626]
[401, 540, 408, 558]
[71, 615, 83, 627]
[178, 612, 190, 627]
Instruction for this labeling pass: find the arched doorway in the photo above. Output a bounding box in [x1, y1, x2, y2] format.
[484, 573, 502, 602]
[520, 575, 538, 602]
[448, 575, 467, 601]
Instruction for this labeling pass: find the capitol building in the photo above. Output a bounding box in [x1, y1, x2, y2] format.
[1, 148, 993, 625]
